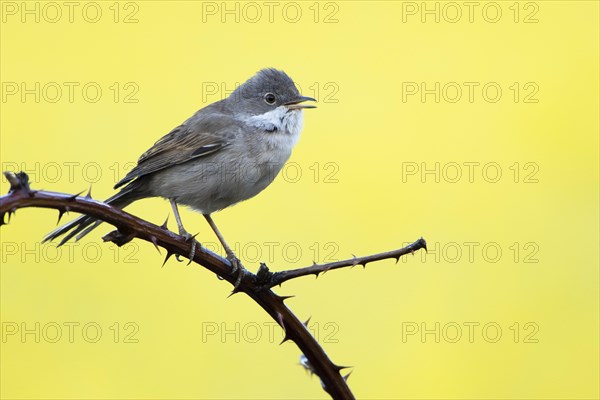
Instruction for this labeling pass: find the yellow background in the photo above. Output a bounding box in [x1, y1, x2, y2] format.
[1, 1, 598, 399]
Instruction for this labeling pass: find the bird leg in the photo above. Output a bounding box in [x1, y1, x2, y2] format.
[203, 213, 246, 287]
[169, 198, 199, 264]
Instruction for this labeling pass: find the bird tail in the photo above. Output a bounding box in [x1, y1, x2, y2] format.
[43, 182, 145, 247]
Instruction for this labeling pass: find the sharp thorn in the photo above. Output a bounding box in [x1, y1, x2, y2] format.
[175, 254, 184, 262]
[343, 371, 352, 382]
[276, 314, 289, 343]
[68, 191, 83, 201]
[333, 364, 352, 372]
[160, 215, 169, 229]
[0, 212, 6, 226]
[278, 295, 295, 302]
[85, 185, 93, 199]
[303, 317, 312, 327]
[57, 208, 67, 224]
[279, 334, 291, 345]
[149, 235, 161, 254]
[162, 251, 173, 267]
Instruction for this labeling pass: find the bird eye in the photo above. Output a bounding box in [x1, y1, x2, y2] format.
[264, 92, 276, 105]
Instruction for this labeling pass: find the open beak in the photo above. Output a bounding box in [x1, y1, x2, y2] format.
[285, 95, 317, 110]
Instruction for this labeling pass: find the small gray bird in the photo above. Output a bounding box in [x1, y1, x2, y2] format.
[45, 68, 316, 276]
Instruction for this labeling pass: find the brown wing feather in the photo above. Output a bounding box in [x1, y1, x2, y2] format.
[114, 110, 239, 189]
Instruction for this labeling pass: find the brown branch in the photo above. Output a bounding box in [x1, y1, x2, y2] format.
[0, 171, 426, 399]
[259, 238, 427, 289]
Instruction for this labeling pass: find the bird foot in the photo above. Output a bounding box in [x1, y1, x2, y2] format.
[227, 253, 247, 289]
[174, 229, 200, 265]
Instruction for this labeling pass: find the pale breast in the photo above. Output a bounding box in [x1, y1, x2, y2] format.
[149, 110, 303, 214]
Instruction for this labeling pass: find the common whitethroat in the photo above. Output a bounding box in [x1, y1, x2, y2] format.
[45, 68, 317, 280]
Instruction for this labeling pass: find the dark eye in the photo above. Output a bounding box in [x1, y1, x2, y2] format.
[264, 92, 276, 105]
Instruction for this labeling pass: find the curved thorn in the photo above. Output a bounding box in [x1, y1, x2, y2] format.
[279, 334, 291, 345]
[160, 215, 169, 229]
[162, 252, 173, 267]
[333, 364, 352, 372]
[278, 295, 295, 303]
[57, 208, 67, 224]
[68, 191, 84, 201]
[150, 235, 161, 254]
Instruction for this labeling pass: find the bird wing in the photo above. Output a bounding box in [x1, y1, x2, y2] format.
[114, 112, 240, 189]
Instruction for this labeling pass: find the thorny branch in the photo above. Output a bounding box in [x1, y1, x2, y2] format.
[257, 238, 427, 289]
[0, 171, 426, 400]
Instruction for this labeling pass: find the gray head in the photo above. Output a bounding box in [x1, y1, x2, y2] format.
[227, 68, 316, 115]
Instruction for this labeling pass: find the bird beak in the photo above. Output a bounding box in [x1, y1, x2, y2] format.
[285, 96, 317, 109]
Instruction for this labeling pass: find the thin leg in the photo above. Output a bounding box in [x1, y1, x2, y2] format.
[169, 198, 198, 263]
[169, 199, 187, 235]
[204, 213, 245, 285]
[204, 214, 235, 259]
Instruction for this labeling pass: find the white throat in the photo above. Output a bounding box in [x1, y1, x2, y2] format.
[243, 106, 304, 138]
